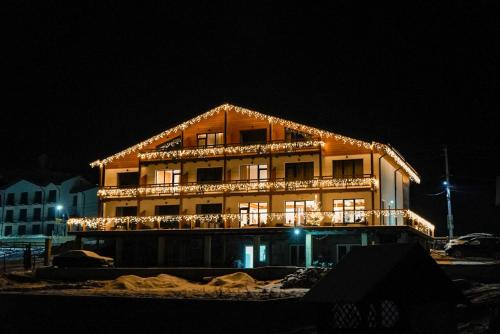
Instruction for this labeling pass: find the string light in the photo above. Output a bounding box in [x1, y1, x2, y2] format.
[138, 140, 324, 160]
[67, 209, 433, 236]
[97, 177, 377, 198]
[89, 103, 420, 184]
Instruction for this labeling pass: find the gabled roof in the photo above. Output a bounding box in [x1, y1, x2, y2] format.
[302, 243, 465, 304]
[90, 103, 420, 183]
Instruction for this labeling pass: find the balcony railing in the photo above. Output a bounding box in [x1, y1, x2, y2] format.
[138, 140, 324, 161]
[67, 209, 434, 237]
[98, 175, 376, 198]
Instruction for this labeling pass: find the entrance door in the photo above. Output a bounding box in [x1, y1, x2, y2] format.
[290, 245, 305, 266]
[244, 245, 267, 268]
[244, 246, 254, 268]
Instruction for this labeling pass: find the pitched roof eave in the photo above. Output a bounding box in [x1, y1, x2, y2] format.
[90, 103, 420, 183]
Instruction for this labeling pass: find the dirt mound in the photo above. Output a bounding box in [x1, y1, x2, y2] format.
[281, 267, 330, 289]
[207, 272, 257, 289]
[106, 274, 193, 291]
[0, 276, 9, 287]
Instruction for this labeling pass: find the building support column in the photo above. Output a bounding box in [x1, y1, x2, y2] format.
[115, 238, 124, 267]
[74, 235, 83, 250]
[157, 236, 166, 267]
[253, 236, 261, 268]
[361, 232, 368, 246]
[44, 238, 52, 266]
[268, 235, 273, 266]
[305, 233, 312, 267]
[204, 235, 212, 267]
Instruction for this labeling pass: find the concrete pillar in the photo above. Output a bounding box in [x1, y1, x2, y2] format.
[44, 238, 52, 266]
[157, 236, 166, 267]
[74, 235, 83, 250]
[305, 233, 312, 267]
[253, 236, 261, 267]
[204, 236, 212, 267]
[361, 232, 368, 246]
[115, 238, 124, 267]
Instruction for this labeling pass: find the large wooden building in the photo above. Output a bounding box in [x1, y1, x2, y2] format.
[68, 104, 434, 267]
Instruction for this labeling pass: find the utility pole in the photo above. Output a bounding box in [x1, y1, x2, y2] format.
[443, 145, 454, 241]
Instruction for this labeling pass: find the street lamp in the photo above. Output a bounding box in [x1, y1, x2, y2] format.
[56, 205, 68, 236]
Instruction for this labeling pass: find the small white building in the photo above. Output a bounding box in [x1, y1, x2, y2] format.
[0, 176, 98, 237]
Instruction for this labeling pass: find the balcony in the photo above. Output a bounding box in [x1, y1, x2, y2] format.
[138, 140, 324, 161]
[67, 209, 434, 237]
[98, 175, 376, 199]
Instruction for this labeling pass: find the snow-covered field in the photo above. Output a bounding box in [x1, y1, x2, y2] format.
[0, 271, 308, 300]
[1, 268, 499, 333]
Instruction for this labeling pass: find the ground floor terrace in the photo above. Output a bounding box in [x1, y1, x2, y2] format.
[70, 225, 433, 268]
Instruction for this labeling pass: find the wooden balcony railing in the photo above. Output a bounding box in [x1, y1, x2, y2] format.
[138, 140, 324, 161]
[67, 209, 434, 237]
[98, 175, 376, 198]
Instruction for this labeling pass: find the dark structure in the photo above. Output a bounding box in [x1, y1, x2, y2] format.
[303, 243, 465, 333]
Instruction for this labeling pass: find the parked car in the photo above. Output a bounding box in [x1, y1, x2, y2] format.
[444, 233, 495, 251]
[52, 250, 114, 268]
[445, 236, 500, 259]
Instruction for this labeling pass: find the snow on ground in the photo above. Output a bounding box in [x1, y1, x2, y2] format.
[0, 271, 308, 300]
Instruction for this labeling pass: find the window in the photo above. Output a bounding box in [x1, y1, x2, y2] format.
[5, 210, 14, 222]
[332, 159, 364, 178]
[197, 167, 223, 183]
[115, 206, 138, 217]
[155, 169, 181, 185]
[18, 225, 26, 235]
[285, 200, 316, 226]
[285, 128, 312, 142]
[32, 225, 41, 234]
[6, 193, 15, 205]
[240, 165, 267, 181]
[197, 133, 224, 147]
[155, 205, 180, 215]
[20, 192, 28, 205]
[196, 204, 222, 214]
[33, 208, 41, 221]
[19, 209, 27, 222]
[72, 195, 78, 207]
[240, 129, 267, 145]
[47, 207, 56, 220]
[239, 202, 268, 227]
[47, 190, 57, 203]
[4, 226, 12, 236]
[117, 172, 139, 187]
[34, 191, 42, 204]
[285, 162, 314, 181]
[333, 199, 366, 223]
[157, 136, 182, 151]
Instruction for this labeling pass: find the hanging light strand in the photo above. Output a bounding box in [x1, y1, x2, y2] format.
[97, 177, 377, 198]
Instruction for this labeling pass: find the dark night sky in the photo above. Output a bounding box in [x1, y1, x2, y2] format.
[2, 1, 498, 236]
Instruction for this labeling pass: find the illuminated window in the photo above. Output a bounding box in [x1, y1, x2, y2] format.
[333, 199, 366, 223]
[239, 202, 268, 226]
[155, 169, 181, 185]
[197, 133, 224, 147]
[285, 200, 315, 226]
[240, 164, 267, 181]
